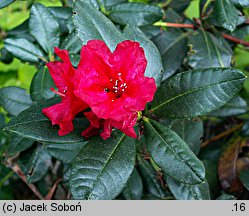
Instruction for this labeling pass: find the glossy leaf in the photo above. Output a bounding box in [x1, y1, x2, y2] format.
[60, 32, 82, 53]
[7, 135, 33, 155]
[30, 67, 56, 102]
[122, 168, 143, 200]
[27, 145, 51, 183]
[213, 0, 240, 31]
[188, 30, 232, 69]
[166, 175, 210, 200]
[231, 0, 249, 7]
[0, 0, 15, 9]
[87, 0, 127, 10]
[4, 38, 45, 63]
[4, 98, 88, 144]
[144, 118, 205, 184]
[109, 3, 164, 26]
[151, 68, 245, 118]
[70, 131, 136, 200]
[0, 87, 32, 116]
[29, 3, 60, 54]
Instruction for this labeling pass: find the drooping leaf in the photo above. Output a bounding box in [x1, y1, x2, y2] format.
[27, 145, 51, 183]
[144, 118, 205, 184]
[209, 95, 248, 117]
[213, 0, 240, 31]
[4, 98, 88, 144]
[109, 3, 164, 26]
[152, 30, 189, 80]
[0, 87, 33, 116]
[122, 168, 143, 200]
[188, 29, 232, 69]
[151, 68, 245, 118]
[45, 142, 87, 163]
[123, 26, 163, 86]
[70, 131, 136, 200]
[30, 67, 56, 102]
[29, 3, 60, 54]
[165, 175, 210, 200]
[4, 38, 45, 63]
[169, 118, 203, 155]
[7, 135, 34, 155]
[0, 0, 15, 9]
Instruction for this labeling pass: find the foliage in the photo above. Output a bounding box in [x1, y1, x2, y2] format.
[0, 0, 249, 200]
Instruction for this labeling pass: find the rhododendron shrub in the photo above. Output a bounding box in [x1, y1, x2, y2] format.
[1, 0, 249, 200]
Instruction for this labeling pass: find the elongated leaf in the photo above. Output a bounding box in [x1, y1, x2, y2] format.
[0, 0, 15, 9]
[109, 3, 163, 26]
[0, 87, 32, 116]
[209, 95, 248, 117]
[137, 156, 168, 198]
[151, 68, 245, 118]
[70, 131, 136, 200]
[7, 135, 33, 155]
[144, 118, 205, 184]
[213, 0, 240, 31]
[188, 30, 232, 68]
[27, 145, 51, 183]
[4, 38, 45, 63]
[29, 3, 60, 54]
[30, 67, 55, 102]
[166, 175, 210, 200]
[87, 0, 127, 10]
[122, 168, 143, 200]
[45, 142, 87, 163]
[169, 118, 203, 155]
[123, 26, 163, 86]
[4, 98, 88, 144]
[231, 0, 249, 7]
[73, 0, 124, 51]
[60, 32, 82, 53]
[153, 30, 188, 80]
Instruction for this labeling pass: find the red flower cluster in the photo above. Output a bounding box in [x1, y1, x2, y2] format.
[42, 40, 157, 139]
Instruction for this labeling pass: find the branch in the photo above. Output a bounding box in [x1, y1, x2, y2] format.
[201, 122, 244, 148]
[221, 33, 249, 47]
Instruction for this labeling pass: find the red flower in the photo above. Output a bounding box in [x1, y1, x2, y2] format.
[42, 48, 88, 136]
[75, 40, 157, 139]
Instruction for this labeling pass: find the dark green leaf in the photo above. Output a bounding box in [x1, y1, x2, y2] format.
[27, 145, 51, 183]
[169, 118, 203, 155]
[216, 193, 236, 200]
[0, 48, 13, 64]
[0, 87, 32, 116]
[122, 168, 143, 200]
[165, 175, 210, 200]
[45, 142, 87, 163]
[151, 68, 245, 118]
[29, 3, 60, 54]
[213, 0, 240, 31]
[231, 0, 249, 7]
[209, 95, 248, 117]
[239, 169, 249, 191]
[4, 38, 45, 63]
[30, 67, 56, 102]
[144, 118, 205, 184]
[137, 156, 167, 199]
[73, 0, 124, 51]
[169, 0, 191, 12]
[70, 131, 136, 200]
[88, 0, 127, 10]
[0, 186, 13, 199]
[0, 0, 15, 9]
[7, 135, 33, 155]
[4, 98, 88, 144]
[153, 30, 188, 80]
[188, 30, 232, 69]
[109, 3, 164, 26]
[60, 32, 82, 53]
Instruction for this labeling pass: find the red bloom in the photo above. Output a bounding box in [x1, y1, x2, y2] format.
[42, 48, 88, 136]
[75, 40, 157, 139]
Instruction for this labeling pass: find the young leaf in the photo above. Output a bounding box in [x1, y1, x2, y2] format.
[109, 3, 164, 26]
[165, 175, 210, 200]
[4, 38, 45, 63]
[70, 131, 136, 200]
[151, 68, 245, 118]
[30, 67, 56, 102]
[144, 118, 205, 184]
[188, 30, 232, 68]
[29, 3, 60, 54]
[0, 87, 33, 116]
[4, 98, 88, 144]
[122, 168, 143, 200]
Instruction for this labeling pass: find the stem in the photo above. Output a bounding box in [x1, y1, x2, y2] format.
[0, 171, 14, 187]
[221, 33, 249, 47]
[154, 21, 195, 29]
[201, 122, 244, 148]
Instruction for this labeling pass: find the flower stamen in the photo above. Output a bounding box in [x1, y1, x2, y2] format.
[50, 87, 66, 97]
